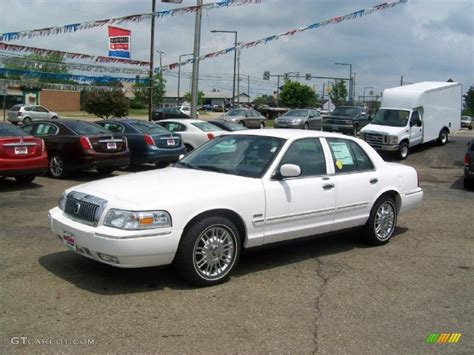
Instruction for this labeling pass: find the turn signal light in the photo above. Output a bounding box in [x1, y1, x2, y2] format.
[80, 136, 93, 150]
[207, 133, 215, 140]
[144, 134, 156, 146]
[465, 153, 471, 167]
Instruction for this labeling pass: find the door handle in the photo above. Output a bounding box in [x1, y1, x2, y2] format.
[370, 178, 378, 185]
[322, 183, 335, 190]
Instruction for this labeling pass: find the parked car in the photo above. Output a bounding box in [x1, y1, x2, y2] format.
[223, 108, 266, 128]
[156, 119, 225, 152]
[49, 130, 423, 286]
[322, 106, 369, 135]
[464, 139, 474, 188]
[7, 104, 60, 125]
[0, 122, 48, 184]
[208, 119, 249, 132]
[461, 115, 472, 130]
[178, 105, 199, 118]
[274, 109, 321, 129]
[152, 108, 189, 121]
[95, 119, 185, 167]
[22, 120, 130, 178]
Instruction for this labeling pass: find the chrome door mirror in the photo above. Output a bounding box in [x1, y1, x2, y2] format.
[279, 164, 301, 178]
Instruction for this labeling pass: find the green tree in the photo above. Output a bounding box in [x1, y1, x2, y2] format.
[463, 86, 474, 115]
[82, 90, 129, 119]
[329, 80, 348, 106]
[253, 94, 276, 107]
[279, 81, 318, 108]
[130, 73, 166, 109]
[182, 90, 205, 106]
[153, 72, 166, 107]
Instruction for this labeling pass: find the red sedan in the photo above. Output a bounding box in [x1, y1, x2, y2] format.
[0, 122, 48, 184]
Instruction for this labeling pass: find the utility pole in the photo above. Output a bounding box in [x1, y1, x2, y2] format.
[177, 53, 193, 105]
[400, 75, 404, 86]
[190, 0, 203, 119]
[148, 0, 157, 121]
[352, 72, 357, 104]
[247, 75, 250, 104]
[322, 82, 325, 101]
[236, 46, 240, 106]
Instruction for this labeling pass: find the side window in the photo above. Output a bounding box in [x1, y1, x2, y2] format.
[160, 122, 186, 132]
[279, 138, 326, 177]
[37, 106, 48, 113]
[22, 124, 36, 135]
[327, 139, 373, 173]
[36, 123, 58, 136]
[101, 123, 124, 133]
[410, 111, 422, 127]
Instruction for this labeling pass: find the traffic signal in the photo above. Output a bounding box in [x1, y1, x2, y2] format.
[263, 71, 270, 80]
[305, 73, 311, 81]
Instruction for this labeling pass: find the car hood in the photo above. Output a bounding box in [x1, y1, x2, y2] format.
[68, 167, 256, 207]
[361, 124, 407, 136]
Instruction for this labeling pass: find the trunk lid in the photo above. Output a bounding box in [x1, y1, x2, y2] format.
[87, 135, 127, 153]
[0, 137, 43, 159]
[152, 133, 182, 149]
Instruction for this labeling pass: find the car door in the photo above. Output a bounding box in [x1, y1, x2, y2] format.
[325, 137, 381, 230]
[308, 110, 321, 130]
[36, 106, 50, 119]
[262, 138, 336, 244]
[409, 109, 423, 146]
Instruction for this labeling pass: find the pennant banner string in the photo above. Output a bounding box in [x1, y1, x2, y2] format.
[0, 79, 128, 92]
[158, 0, 408, 72]
[1, 0, 263, 42]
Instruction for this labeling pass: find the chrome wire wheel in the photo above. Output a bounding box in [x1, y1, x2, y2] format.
[50, 156, 64, 177]
[374, 202, 395, 241]
[193, 224, 237, 281]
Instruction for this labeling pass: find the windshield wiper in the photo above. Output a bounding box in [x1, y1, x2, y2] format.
[195, 165, 231, 174]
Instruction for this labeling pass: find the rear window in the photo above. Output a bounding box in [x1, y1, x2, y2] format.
[129, 121, 169, 134]
[9, 105, 22, 112]
[0, 124, 27, 137]
[192, 122, 224, 132]
[63, 121, 110, 135]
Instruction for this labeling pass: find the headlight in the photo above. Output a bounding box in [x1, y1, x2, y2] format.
[58, 192, 67, 211]
[104, 209, 172, 230]
[388, 135, 398, 144]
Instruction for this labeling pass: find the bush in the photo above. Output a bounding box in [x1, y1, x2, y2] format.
[82, 90, 129, 119]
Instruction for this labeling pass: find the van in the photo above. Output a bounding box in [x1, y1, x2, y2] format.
[360, 82, 462, 159]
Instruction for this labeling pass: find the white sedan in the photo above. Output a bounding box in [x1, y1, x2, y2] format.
[156, 119, 224, 152]
[48, 130, 423, 286]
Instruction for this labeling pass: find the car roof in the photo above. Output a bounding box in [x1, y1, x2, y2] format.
[229, 128, 359, 141]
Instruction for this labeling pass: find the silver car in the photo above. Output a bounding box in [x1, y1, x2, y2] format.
[223, 108, 266, 129]
[461, 116, 472, 130]
[7, 104, 60, 125]
[274, 109, 322, 130]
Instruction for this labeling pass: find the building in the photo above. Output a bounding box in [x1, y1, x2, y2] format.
[162, 91, 252, 108]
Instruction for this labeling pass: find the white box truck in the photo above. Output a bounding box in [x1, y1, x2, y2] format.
[360, 82, 462, 159]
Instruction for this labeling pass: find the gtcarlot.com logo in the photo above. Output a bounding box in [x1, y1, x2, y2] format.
[426, 333, 462, 344]
[10, 337, 95, 346]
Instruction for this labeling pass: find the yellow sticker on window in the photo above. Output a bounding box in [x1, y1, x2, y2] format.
[335, 160, 343, 170]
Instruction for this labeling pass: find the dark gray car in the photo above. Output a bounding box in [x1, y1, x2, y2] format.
[322, 106, 369, 135]
[222, 108, 266, 129]
[464, 139, 474, 189]
[274, 109, 321, 130]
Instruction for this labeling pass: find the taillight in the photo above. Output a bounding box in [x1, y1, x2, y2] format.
[207, 133, 215, 140]
[80, 136, 93, 150]
[17, 111, 22, 117]
[123, 137, 128, 149]
[144, 134, 156, 146]
[465, 153, 471, 167]
[39, 139, 45, 152]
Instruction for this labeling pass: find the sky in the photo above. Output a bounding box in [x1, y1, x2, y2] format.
[0, 0, 473, 100]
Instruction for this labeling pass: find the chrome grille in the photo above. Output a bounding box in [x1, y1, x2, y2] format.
[365, 133, 384, 144]
[64, 191, 107, 226]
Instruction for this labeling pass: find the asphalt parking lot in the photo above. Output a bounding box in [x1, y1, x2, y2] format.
[1, 129, 473, 354]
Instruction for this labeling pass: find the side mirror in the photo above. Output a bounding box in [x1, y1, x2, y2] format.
[409, 121, 415, 127]
[178, 154, 185, 160]
[275, 164, 301, 179]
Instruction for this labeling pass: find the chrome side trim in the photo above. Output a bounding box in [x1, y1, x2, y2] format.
[3, 142, 37, 147]
[258, 207, 335, 225]
[95, 231, 172, 239]
[405, 189, 423, 196]
[336, 201, 370, 211]
[98, 139, 124, 143]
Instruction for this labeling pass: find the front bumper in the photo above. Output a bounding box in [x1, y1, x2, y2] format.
[461, 122, 472, 129]
[141, 146, 186, 164]
[366, 143, 400, 152]
[322, 124, 354, 133]
[49, 207, 182, 268]
[0, 155, 48, 177]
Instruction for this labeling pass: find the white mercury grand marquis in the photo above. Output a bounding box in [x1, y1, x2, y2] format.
[49, 130, 423, 286]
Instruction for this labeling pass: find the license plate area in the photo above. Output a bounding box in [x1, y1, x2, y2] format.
[63, 231, 76, 251]
[166, 139, 175, 146]
[14, 146, 28, 154]
[107, 142, 117, 150]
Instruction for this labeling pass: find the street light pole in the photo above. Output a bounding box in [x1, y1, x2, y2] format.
[190, 0, 203, 119]
[363, 86, 373, 104]
[148, 0, 157, 121]
[177, 53, 193, 105]
[211, 30, 237, 107]
[335, 62, 353, 102]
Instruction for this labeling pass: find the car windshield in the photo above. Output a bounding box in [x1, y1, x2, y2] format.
[462, 116, 471, 122]
[284, 109, 308, 117]
[222, 122, 248, 131]
[332, 107, 360, 116]
[129, 121, 169, 134]
[192, 122, 224, 132]
[226, 109, 247, 117]
[371, 109, 410, 127]
[64, 121, 111, 135]
[9, 105, 22, 112]
[0, 124, 27, 137]
[176, 135, 285, 178]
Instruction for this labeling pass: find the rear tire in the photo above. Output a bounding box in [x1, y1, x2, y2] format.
[174, 216, 241, 286]
[15, 175, 36, 184]
[239, 121, 246, 127]
[364, 195, 398, 245]
[259, 121, 265, 129]
[397, 142, 409, 160]
[464, 178, 474, 189]
[23, 117, 32, 125]
[48, 154, 68, 179]
[51, 116, 58, 120]
[437, 129, 448, 145]
[184, 144, 194, 154]
[303, 122, 309, 130]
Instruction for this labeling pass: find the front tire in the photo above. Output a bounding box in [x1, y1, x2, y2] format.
[437, 129, 448, 145]
[397, 142, 409, 160]
[49, 154, 68, 179]
[174, 216, 241, 286]
[364, 195, 398, 245]
[303, 122, 309, 130]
